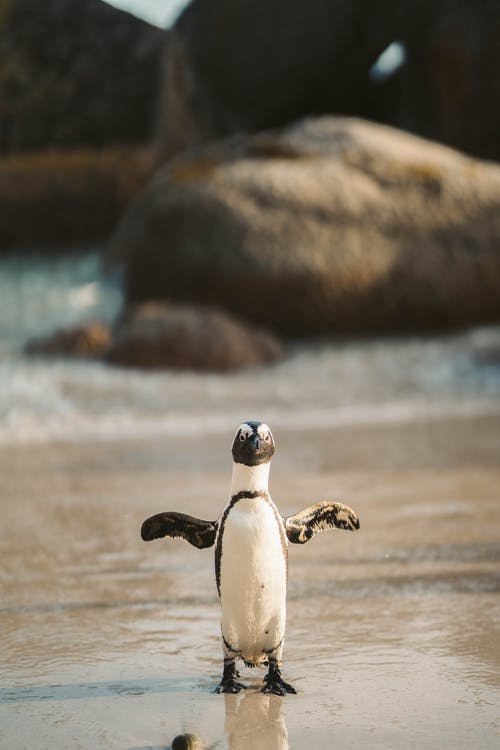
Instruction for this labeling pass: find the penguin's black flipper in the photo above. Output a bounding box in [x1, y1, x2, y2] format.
[141, 512, 218, 548]
[285, 501, 359, 544]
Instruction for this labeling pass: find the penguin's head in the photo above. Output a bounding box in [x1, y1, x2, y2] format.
[232, 421, 275, 466]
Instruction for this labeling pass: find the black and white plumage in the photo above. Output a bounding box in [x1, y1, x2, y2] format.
[140, 420, 360, 695]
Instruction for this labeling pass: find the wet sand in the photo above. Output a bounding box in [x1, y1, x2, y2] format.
[1, 414, 500, 749]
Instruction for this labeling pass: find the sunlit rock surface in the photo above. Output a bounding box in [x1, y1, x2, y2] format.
[109, 116, 500, 335]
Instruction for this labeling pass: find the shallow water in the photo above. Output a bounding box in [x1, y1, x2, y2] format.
[1, 251, 500, 447]
[1, 251, 500, 748]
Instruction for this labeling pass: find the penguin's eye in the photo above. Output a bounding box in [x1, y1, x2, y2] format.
[264, 433, 271, 443]
[239, 433, 246, 442]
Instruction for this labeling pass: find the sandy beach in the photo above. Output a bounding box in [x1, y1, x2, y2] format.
[2, 414, 499, 749]
[2, 0, 500, 745]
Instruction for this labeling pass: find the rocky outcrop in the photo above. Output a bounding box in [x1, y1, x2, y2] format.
[0, 0, 164, 249]
[156, 0, 500, 162]
[109, 117, 500, 335]
[25, 303, 284, 372]
[156, 0, 405, 161]
[0, 147, 153, 248]
[105, 303, 283, 371]
[392, 0, 500, 161]
[0, 0, 164, 153]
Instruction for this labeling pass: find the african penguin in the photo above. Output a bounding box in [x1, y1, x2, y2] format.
[141, 421, 360, 695]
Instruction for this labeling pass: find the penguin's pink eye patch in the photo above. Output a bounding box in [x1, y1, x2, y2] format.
[257, 424, 273, 443]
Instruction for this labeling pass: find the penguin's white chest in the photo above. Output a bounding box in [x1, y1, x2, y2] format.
[217, 496, 287, 664]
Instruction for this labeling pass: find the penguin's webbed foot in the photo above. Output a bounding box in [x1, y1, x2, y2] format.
[261, 663, 296, 695]
[214, 678, 248, 694]
[214, 660, 247, 693]
[261, 676, 296, 695]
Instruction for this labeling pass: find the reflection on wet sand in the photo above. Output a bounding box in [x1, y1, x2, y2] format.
[224, 692, 288, 750]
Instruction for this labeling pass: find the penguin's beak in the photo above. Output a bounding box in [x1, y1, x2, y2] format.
[248, 434, 261, 451]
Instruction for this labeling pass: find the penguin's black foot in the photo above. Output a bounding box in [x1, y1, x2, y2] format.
[214, 678, 248, 694]
[215, 658, 249, 693]
[261, 676, 296, 695]
[261, 664, 297, 696]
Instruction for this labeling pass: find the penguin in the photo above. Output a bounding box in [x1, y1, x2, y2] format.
[141, 421, 360, 695]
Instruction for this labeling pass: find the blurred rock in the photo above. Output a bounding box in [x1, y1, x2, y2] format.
[105, 302, 284, 371]
[25, 303, 283, 371]
[0, 147, 153, 248]
[393, 0, 500, 161]
[156, 0, 404, 161]
[0, 0, 164, 153]
[26, 321, 111, 359]
[109, 116, 500, 335]
[156, 0, 500, 163]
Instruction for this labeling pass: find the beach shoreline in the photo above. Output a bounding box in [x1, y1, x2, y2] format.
[2, 413, 500, 748]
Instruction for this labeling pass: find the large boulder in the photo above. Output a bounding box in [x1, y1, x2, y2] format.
[392, 0, 500, 161]
[25, 303, 284, 372]
[156, 0, 500, 162]
[0, 0, 164, 153]
[109, 117, 500, 335]
[156, 0, 405, 161]
[105, 302, 283, 371]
